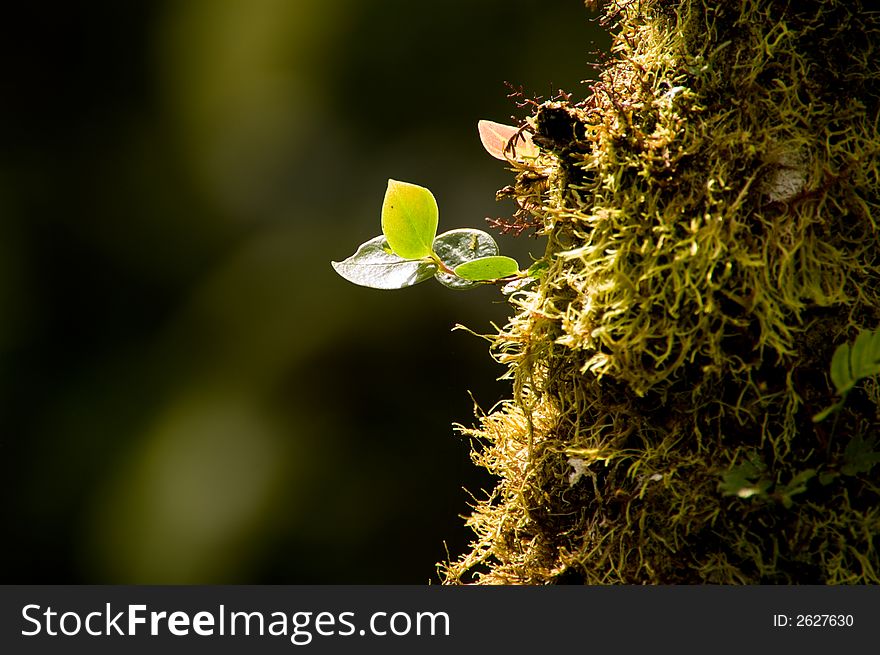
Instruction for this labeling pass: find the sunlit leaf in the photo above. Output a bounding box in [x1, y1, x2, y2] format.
[381, 179, 439, 260]
[432, 228, 499, 290]
[332, 235, 435, 289]
[454, 255, 520, 281]
[477, 120, 539, 161]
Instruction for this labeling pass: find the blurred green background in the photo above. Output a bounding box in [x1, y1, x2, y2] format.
[1, 0, 606, 583]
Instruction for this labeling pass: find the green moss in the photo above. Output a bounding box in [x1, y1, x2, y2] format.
[442, 0, 880, 584]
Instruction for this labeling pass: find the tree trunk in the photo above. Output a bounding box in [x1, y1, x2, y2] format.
[443, 0, 880, 584]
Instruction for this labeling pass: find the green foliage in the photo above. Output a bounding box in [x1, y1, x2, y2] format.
[333, 177, 527, 290]
[454, 256, 520, 281]
[830, 328, 880, 395]
[720, 456, 816, 509]
[841, 433, 880, 477]
[432, 228, 502, 290]
[333, 118, 547, 291]
[817, 433, 880, 487]
[776, 469, 816, 509]
[719, 457, 771, 499]
[381, 179, 438, 260]
[813, 327, 880, 422]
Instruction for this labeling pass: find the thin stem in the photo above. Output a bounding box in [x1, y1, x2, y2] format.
[429, 252, 458, 276]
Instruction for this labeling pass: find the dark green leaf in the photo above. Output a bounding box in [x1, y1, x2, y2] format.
[432, 228, 499, 290]
[719, 457, 771, 499]
[849, 328, 880, 385]
[829, 341, 852, 395]
[828, 328, 880, 396]
[841, 433, 880, 476]
[332, 235, 435, 289]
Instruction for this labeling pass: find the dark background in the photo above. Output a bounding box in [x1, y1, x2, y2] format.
[0, 0, 607, 583]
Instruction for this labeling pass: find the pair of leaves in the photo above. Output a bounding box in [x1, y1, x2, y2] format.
[332, 180, 520, 290]
[334, 118, 543, 291]
[829, 328, 880, 396]
[813, 327, 880, 422]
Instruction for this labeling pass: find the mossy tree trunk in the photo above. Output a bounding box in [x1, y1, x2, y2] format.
[443, 0, 880, 584]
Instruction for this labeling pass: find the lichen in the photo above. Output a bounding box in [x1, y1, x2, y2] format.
[442, 0, 880, 584]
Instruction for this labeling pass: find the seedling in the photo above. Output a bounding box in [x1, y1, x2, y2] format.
[332, 179, 523, 290]
[333, 119, 542, 291]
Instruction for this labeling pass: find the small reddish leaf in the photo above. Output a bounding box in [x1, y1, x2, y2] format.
[477, 120, 538, 161]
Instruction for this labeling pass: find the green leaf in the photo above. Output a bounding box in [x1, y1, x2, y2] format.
[432, 228, 499, 290]
[454, 256, 521, 281]
[478, 120, 539, 161]
[332, 235, 435, 289]
[829, 328, 880, 396]
[841, 433, 880, 476]
[849, 328, 880, 384]
[719, 457, 771, 499]
[829, 342, 852, 395]
[381, 179, 439, 260]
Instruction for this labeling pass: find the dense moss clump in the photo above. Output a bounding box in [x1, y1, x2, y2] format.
[442, 0, 880, 584]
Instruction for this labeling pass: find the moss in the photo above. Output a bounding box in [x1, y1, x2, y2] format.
[441, 0, 880, 584]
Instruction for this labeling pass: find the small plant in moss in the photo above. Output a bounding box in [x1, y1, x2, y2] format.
[332, 121, 542, 291]
[813, 327, 880, 422]
[332, 178, 522, 290]
[719, 456, 817, 510]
